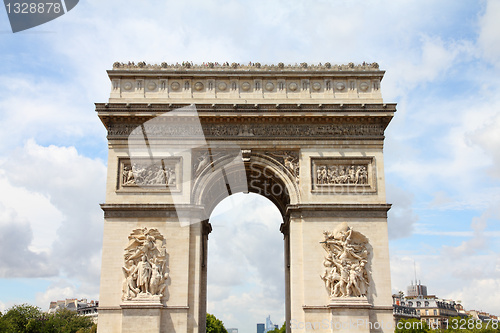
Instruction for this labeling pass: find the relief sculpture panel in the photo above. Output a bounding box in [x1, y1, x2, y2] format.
[122, 228, 169, 301]
[320, 223, 370, 299]
[311, 157, 376, 194]
[118, 158, 182, 192]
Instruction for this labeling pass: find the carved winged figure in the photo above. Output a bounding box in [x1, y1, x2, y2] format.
[321, 223, 370, 299]
[268, 151, 299, 176]
[194, 151, 222, 176]
[121, 228, 169, 301]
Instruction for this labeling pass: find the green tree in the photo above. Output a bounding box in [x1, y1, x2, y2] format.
[0, 304, 96, 333]
[0, 304, 44, 333]
[0, 310, 6, 332]
[206, 313, 228, 333]
[395, 318, 430, 333]
[44, 308, 94, 333]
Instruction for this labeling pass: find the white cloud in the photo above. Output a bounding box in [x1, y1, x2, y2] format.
[0, 203, 57, 278]
[0, 175, 64, 253]
[478, 0, 500, 65]
[391, 208, 500, 315]
[387, 184, 419, 239]
[0, 76, 105, 154]
[469, 112, 500, 179]
[208, 193, 284, 333]
[208, 291, 285, 332]
[0, 140, 106, 295]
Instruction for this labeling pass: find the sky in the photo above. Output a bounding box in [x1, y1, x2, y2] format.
[1, 0, 500, 332]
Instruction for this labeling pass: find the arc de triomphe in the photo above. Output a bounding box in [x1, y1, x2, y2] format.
[96, 62, 395, 333]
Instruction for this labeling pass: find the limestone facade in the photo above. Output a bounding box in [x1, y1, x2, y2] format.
[96, 63, 395, 333]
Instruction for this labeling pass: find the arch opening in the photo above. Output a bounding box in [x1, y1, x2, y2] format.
[207, 192, 286, 333]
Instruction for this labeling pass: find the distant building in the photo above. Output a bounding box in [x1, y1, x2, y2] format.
[265, 315, 279, 332]
[466, 309, 498, 322]
[392, 293, 420, 324]
[227, 328, 238, 333]
[257, 315, 280, 333]
[48, 298, 99, 323]
[407, 280, 428, 297]
[396, 281, 468, 329]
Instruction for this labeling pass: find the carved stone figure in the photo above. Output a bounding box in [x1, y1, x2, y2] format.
[122, 161, 176, 187]
[266, 151, 299, 182]
[122, 228, 169, 301]
[122, 260, 139, 299]
[320, 223, 369, 298]
[316, 164, 369, 185]
[193, 151, 226, 177]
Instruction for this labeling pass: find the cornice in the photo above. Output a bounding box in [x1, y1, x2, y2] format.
[96, 102, 397, 113]
[286, 203, 392, 219]
[100, 203, 205, 219]
[96, 103, 394, 141]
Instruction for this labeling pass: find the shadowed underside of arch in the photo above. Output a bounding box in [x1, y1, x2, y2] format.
[192, 153, 300, 220]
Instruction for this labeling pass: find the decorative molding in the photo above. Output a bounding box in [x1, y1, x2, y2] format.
[107, 123, 386, 140]
[311, 157, 376, 194]
[107, 63, 385, 102]
[320, 223, 370, 299]
[97, 102, 396, 112]
[117, 157, 182, 193]
[111, 61, 381, 71]
[303, 301, 374, 310]
[100, 204, 206, 219]
[100, 305, 190, 310]
[285, 204, 391, 219]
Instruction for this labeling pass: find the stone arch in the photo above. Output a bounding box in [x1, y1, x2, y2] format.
[97, 63, 396, 333]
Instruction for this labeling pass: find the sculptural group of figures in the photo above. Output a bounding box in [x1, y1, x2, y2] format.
[122, 162, 176, 186]
[316, 165, 368, 185]
[321, 224, 369, 298]
[122, 228, 169, 300]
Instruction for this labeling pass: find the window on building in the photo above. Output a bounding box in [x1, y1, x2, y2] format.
[408, 302, 413, 307]
[417, 301, 421, 307]
[425, 301, 429, 307]
[425, 310, 429, 315]
[434, 310, 437, 315]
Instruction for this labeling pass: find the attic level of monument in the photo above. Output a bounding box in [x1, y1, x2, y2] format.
[108, 62, 385, 104]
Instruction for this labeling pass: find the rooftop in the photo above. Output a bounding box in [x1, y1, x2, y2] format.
[110, 61, 382, 72]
